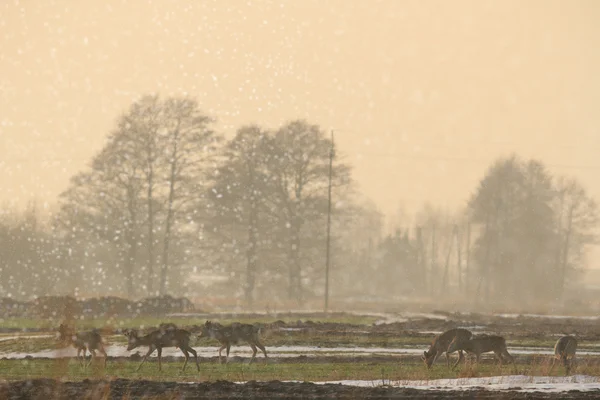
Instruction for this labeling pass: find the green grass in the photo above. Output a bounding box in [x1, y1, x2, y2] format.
[0, 358, 590, 383]
[0, 331, 447, 355]
[0, 313, 379, 331]
[2, 331, 599, 356]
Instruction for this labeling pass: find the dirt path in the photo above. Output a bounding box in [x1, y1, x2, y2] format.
[1, 378, 599, 399]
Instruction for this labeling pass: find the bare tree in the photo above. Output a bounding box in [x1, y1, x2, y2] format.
[158, 97, 219, 295]
[118, 95, 163, 294]
[207, 125, 272, 307]
[267, 120, 350, 304]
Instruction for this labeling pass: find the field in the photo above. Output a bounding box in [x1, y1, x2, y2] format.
[1, 310, 600, 398]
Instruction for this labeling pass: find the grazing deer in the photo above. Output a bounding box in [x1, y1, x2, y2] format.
[550, 335, 577, 375]
[199, 320, 268, 364]
[57, 323, 108, 368]
[448, 334, 516, 368]
[422, 328, 472, 369]
[123, 325, 199, 372]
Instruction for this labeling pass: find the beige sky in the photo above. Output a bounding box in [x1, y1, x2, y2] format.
[1, 0, 600, 258]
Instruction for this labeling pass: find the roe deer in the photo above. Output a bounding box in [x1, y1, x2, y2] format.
[422, 328, 472, 369]
[448, 334, 515, 367]
[199, 320, 268, 364]
[550, 335, 577, 375]
[123, 325, 199, 372]
[57, 323, 108, 368]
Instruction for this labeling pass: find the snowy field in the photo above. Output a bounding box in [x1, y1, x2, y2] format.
[2, 343, 600, 360]
[309, 375, 600, 393]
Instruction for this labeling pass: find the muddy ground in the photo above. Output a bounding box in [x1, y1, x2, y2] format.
[2, 311, 600, 399]
[1, 378, 599, 399]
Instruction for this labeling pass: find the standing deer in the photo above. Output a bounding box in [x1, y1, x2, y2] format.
[422, 328, 472, 369]
[123, 325, 199, 372]
[447, 334, 515, 368]
[550, 335, 577, 375]
[57, 323, 108, 368]
[199, 320, 268, 364]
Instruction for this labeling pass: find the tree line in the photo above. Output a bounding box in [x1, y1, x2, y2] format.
[0, 95, 597, 310]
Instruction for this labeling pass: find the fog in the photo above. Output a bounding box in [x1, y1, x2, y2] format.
[1, 0, 600, 314]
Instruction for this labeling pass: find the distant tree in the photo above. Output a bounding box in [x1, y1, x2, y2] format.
[116, 95, 163, 294]
[468, 155, 598, 306]
[415, 203, 453, 296]
[57, 95, 219, 298]
[206, 125, 273, 308]
[267, 120, 351, 304]
[372, 229, 420, 296]
[468, 156, 525, 302]
[57, 126, 147, 296]
[157, 97, 219, 295]
[553, 177, 599, 298]
[330, 199, 384, 298]
[0, 203, 57, 299]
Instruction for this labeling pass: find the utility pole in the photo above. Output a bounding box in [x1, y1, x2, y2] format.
[324, 130, 335, 313]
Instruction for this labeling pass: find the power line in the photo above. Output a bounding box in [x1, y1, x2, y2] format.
[3, 147, 600, 171]
[350, 152, 600, 171]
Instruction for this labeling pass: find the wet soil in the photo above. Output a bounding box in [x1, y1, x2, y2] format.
[2, 312, 600, 398]
[1, 378, 599, 399]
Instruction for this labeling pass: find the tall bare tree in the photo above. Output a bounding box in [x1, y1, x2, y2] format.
[117, 95, 163, 293]
[468, 155, 598, 307]
[158, 97, 219, 295]
[57, 95, 219, 297]
[554, 177, 599, 298]
[267, 120, 351, 304]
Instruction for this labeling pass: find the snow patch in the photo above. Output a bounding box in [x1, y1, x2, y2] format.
[3, 344, 599, 360]
[314, 375, 600, 392]
[495, 313, 599, 320]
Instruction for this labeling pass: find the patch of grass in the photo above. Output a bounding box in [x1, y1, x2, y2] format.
[0, 331, 436, 355]
[0, 357, 594, 383]
[0, 337, 58, 353]
[0, 313, 379, 332]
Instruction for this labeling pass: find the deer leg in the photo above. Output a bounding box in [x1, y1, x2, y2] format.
[444, 352, 450, 368]
[137, 345, 156, 372]
[157, 347, 163, 371]
[502, 349, 516, 369]
[181, 348, 189, 371]
[87, 349, 96, 368]
[493, 350, 503, 367]
[98, 344, 108, 368]
[81, 348, 87, 368]
[432, 350, 441, 363]
[550, 357, 557, 374]
[453, 350, 464, 369]
[562, 355, 570, 375]
[185, 345, 200, 372]
[249, 344, 257, 365]
[76, 348, 82, 367]
[218, 345, 226, 364]
[256, 342, 268, 361]
[225, 344, 231, 364]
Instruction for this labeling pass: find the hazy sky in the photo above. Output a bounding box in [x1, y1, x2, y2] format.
[2, 1, 600, 234]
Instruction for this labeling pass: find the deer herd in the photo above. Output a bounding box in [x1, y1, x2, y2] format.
[57, 322, 578, 375]
[421, 328, 578, 374]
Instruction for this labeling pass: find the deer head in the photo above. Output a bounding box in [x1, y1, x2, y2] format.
[57, 323, 75, 344]
[198, 320, 211, 338]
[422, 350, 436, 368]
[124, 329, 140, 351]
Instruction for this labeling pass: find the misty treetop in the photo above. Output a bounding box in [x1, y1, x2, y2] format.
[0, 96, 598, 312]
[204, 121, 352, 307]
[468, 156, 598, 305]
[33, 95, 354, 306]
